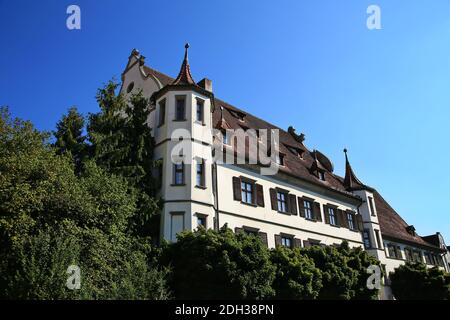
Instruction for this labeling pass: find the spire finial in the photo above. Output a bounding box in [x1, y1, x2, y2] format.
[184, 43, 190, 60]
[172, 43, 196, 85]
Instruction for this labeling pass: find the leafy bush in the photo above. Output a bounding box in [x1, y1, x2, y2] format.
[390, 262, 450, 300]
[270, 246, 322, 299]
[162, 226, 276, 300]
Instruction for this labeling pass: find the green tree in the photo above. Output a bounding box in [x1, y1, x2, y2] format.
[390, 262, 450, 300]
[337, 241, 381, 300]
[163, 227, 276, 300]
[54, 106, 87, 172]
[0, 107, 170, 299]
[301, 242, 380, 300]
[270, 246, 322, 299]
[87, 80, 161, 237]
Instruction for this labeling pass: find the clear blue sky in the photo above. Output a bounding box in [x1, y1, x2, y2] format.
[1, 0, 449, 241]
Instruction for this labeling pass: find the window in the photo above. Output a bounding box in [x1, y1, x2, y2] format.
[222, 130, 229, 145]
[387, 244, 402, 259]
[126, 81, 134, 93]
[281, 236, 293, 248]
[244, 228, 258, 237]
[404, 248, 412, 261]
[328, 207, 337, 225]
[158, 99, 166, 126]
[241, 181, 254, 204]
[275, 154, 284, 166]
[363, 230, 372, 249]
[318, 171, 325, 181]
[196, 159, 205, 187]
[173, 163, 184, 185]
[368, 196, 376, 216]
[387, 244, 397, 258]
[196, 98, 204, 123]
[197, 215, 206, 228]
[347, 213, 355, 230]
[277, 191, 288, 212]
[304, 200, 313, 220]
[157, 159, 163, 189]
[175, 96, 185, 120]
[170, 212, 184, 242]
[287, 146, 300, 157]
[413, 250, 422, 263]
[374, 229, 382, 248]
[424, 252, 432, 264]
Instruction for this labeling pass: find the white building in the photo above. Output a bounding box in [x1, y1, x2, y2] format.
[120, 45, 449, 299]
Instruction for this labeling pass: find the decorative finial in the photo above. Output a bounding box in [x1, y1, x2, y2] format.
[184, 43, 190, 61]
[171, 42, 195, 85]
[343, 148, 347, 154]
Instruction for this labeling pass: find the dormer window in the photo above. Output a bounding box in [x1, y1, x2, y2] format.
[275, 154, 284, 166]
[222, 130, 229, 145]
[406, 225, 416, 236]
[228, 108, 246, 121]
[286, 145, 303, 159]
[318, 171, 325, 181]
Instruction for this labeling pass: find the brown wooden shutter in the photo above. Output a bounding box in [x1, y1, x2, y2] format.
[303, 240, 310, 248]
[288, 194, 297, 215]
[294, 238, 302, 248]
[274, 234, 282, 246]
[355, 214, 364, 231]
[314, 202, 322, 221]
[298, 197, 305, 217]
[339, 209, 348, 228]
[256, 184, 264, 207]
[270, 188, 278, 211]
[395, 246, 402, 259]
[258, 232, 268, 247]
[323, 205, 330, 224]
[234, 227, 244, 234]
[232, 177, 241, 201]
[335, 209, 342, 226]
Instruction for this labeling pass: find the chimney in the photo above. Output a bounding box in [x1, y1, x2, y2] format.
[198, 78, 213, 93]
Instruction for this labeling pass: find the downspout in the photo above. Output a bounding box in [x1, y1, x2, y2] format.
[213, 161, 220, 231]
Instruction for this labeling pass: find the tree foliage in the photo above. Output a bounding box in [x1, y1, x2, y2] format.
[270, 246, 322, 299]
[390, 262, 450, 300]
[301, 241, 380, 300]
[86, 80, 161, 236]
[54, 106, 87, 172]
[0, 106, 170, 299]
[162, 226, 276, 300]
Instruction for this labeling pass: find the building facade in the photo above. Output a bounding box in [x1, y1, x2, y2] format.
[120, 45, 449, 299]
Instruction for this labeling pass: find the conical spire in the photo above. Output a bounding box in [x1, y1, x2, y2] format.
[172, 43, 196, 85]
[343, 148, 365, 190]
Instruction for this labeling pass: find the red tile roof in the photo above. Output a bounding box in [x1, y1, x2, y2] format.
[373, 191, 440, 250]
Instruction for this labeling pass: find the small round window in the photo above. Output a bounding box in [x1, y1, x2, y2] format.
[126, 81, 135, 93]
